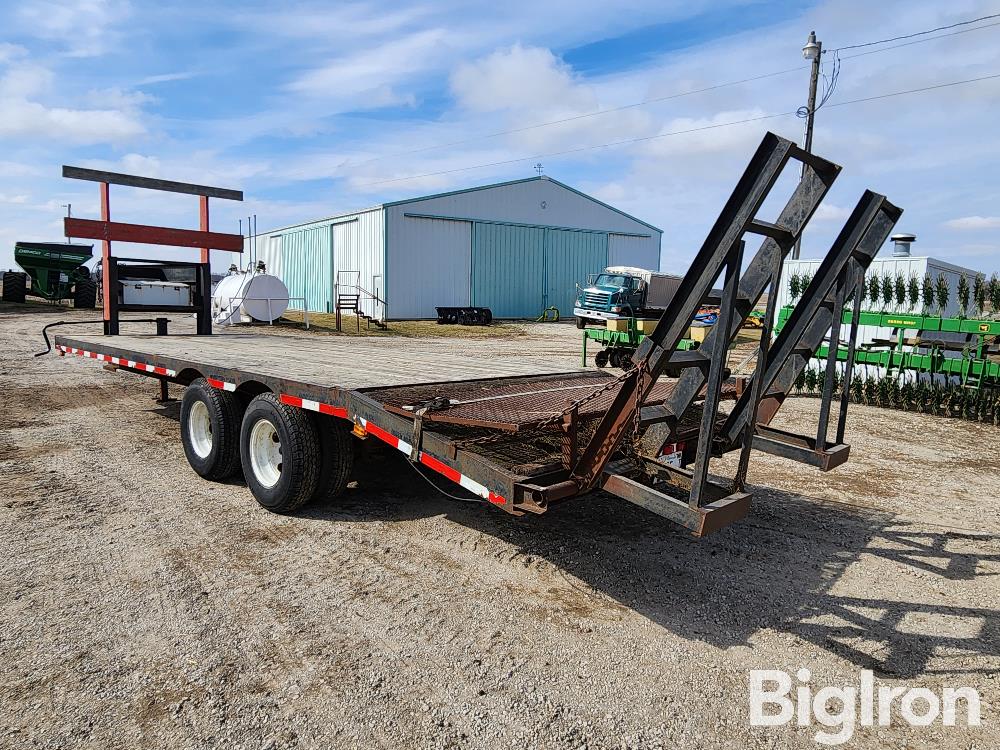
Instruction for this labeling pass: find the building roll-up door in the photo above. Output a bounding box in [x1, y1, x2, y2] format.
[472, 222, 544, 318]
[544, 228, 608, 317]
[282, 226, 332, 312]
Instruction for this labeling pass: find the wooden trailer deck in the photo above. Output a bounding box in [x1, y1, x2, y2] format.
[53, 331, 583, 390]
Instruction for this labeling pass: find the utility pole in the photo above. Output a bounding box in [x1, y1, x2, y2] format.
[793, 30, 822, 260]
[62, 203, 72, 244]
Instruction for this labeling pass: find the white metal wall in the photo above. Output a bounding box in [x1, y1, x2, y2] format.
[330, 209, 385, 319]
[777, 255, 983, 353]
[255, 207, 385, 317]
[384, 177, 661, 319]
[387, 216, 471, 319]
[608, 232, 658, 270]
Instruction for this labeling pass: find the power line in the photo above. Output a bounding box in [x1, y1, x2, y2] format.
[357, 71, 1000, 188]
[828, 12, 1000, 52]
[338, 18, 1000, 174]
[339, 65, 807, 170]
[840, 19, 1000, 59]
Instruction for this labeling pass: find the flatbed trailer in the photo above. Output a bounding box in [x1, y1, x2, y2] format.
[48, 133, 904, 536]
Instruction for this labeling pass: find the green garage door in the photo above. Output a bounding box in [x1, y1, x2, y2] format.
[471, 223, 544, 318]
[544, 228, 609, 317]
[472, 223, 609, 318]
[282, 226, 332, 312]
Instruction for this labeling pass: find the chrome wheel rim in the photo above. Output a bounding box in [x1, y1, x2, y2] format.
[188, 400, 213, 459]
[249, 417, 282, 488]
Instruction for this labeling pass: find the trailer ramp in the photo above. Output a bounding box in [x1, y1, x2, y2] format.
[377, 132, 902, 536]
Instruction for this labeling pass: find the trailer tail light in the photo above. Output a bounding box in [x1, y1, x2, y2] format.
[352, 422, 368, 439]
[661, 441, 685, 468]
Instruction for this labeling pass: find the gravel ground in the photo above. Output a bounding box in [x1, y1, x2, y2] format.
[1, 305, 998, 749]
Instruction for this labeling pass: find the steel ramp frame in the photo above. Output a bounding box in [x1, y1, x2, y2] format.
[561, 132, 841, 533]
[719, 192, 903, 467]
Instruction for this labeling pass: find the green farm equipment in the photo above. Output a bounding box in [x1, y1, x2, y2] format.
[582, 318, 697, 369]
[2, 242, 97, 308]
[775, 306, 1000, 390]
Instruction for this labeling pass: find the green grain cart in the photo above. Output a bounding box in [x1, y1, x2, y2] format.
[2, 242, 97, 308]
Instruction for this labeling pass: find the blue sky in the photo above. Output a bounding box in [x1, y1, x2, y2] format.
[1, 0, 999, 276]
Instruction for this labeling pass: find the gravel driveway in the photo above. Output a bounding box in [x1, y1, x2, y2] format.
[1, 306, 997, 749]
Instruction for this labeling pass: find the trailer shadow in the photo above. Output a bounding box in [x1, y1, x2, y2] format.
[144, 403, 999, 679]
[306, 448, 1000, 680]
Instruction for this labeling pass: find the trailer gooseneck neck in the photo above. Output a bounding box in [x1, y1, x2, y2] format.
[52, 132, 902, 537]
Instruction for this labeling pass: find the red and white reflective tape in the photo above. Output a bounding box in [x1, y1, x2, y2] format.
[279, 394, 348, 418]
[278, 392, 506, 507]
[57, 345, 175, 377]
[355, 415, 506, 507]
[207, 377, 237, 392]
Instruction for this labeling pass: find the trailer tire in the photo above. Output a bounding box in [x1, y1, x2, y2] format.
[309, 414, 355, 504]
[2, 272, 27, 303]
[240, 393, 320, 513]
[181, 378, 243, 480]
[73, 279, 97, 309]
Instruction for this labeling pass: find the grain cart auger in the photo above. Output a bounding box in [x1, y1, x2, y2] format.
[555, 132, 902, 535]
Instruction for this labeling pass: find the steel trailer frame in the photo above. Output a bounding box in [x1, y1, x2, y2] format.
[51, 132, 902, 537]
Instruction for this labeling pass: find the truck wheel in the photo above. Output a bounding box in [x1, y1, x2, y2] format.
[309, 414, 354, 503]
[73, 279, 97, 309]
[240, 393, 320, 513]
[576, 316, 587, 330]
[2, 272, 27, 303]
[181, 378, 243, 480]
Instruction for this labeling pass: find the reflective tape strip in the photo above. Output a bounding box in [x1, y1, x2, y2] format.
[278, 393, 507, 507]
[207, 378, 236, 392]
[357, 417, 505, 506]
[279, 393, 348, 418]
[56, 345, 175, 377]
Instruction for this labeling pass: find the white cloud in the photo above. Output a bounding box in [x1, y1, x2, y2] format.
[0, 161, 42, 178]
[0, 43, 28, 64]
[944, 216, 1000, 231]
[0, 99, 145, 144]
[0, 63, 54, 99]
[137, 71, 198, 85]
[813, 203, 851, 222]
[15, 0, 131, 57]
[452, 44, 593, 114]
[287, 29, 448, 107]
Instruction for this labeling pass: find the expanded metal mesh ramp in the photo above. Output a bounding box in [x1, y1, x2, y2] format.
[364, 372, 740, 433]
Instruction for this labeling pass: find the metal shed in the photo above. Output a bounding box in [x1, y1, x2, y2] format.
[252, 176, 661, 321]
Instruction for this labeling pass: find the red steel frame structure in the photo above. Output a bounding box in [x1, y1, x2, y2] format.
[61, 166, 244, 335]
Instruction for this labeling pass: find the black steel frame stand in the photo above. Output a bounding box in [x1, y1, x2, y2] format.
[104, 256, 212, 336]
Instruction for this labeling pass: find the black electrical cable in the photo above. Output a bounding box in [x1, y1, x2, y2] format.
[357, 71, 1000, 188]
[406, 459, 486, 504]
[828, 12, 1000, 53]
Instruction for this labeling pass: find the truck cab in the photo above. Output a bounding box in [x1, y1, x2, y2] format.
[573, 271, 646, 327]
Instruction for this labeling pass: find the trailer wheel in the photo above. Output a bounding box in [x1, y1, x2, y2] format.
[309, 414, 355, 503]
[73, 279, 97, 309]
[181, 378, 243, 480]
[595, 350, 609, 368]
[2, 271, 27, 303]
[240, 393, 320, 513]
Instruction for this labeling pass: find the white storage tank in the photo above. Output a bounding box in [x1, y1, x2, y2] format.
[213, 266, 290, 325]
